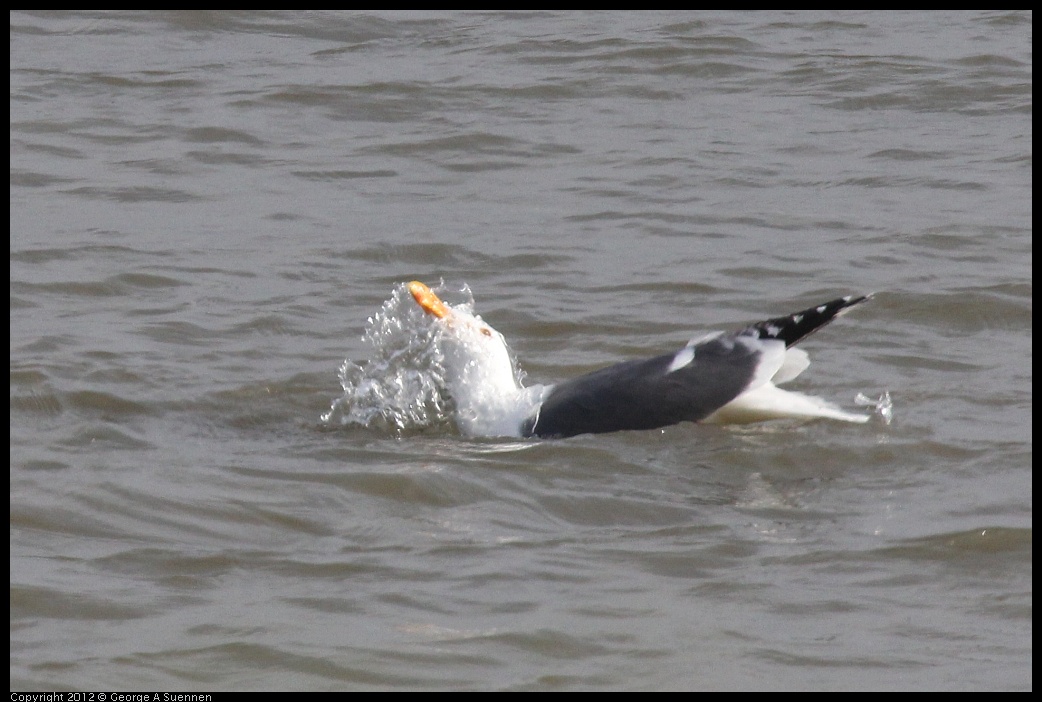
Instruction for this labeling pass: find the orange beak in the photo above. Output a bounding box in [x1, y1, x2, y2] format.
[408, 281, 451, 319]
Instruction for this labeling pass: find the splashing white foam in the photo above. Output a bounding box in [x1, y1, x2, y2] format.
[322, 283, 452, 434]
[856, 390, 894, 425]
[323, 282, 542, 437]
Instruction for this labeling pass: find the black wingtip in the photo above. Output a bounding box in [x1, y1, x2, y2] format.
[742, 293, 872, 348]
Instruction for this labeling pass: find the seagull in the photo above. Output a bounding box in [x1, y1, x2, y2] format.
[407, 281, 872, 439]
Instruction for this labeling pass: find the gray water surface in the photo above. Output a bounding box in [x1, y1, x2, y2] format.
[10, 11, 1032, 691]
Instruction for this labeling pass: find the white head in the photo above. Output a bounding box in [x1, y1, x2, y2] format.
[407, 281, 543, 437]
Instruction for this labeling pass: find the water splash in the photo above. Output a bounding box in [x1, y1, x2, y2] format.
[855, 390, 894, 425]
[322, 281, 537, 437]
[322, 282, 459, 434]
